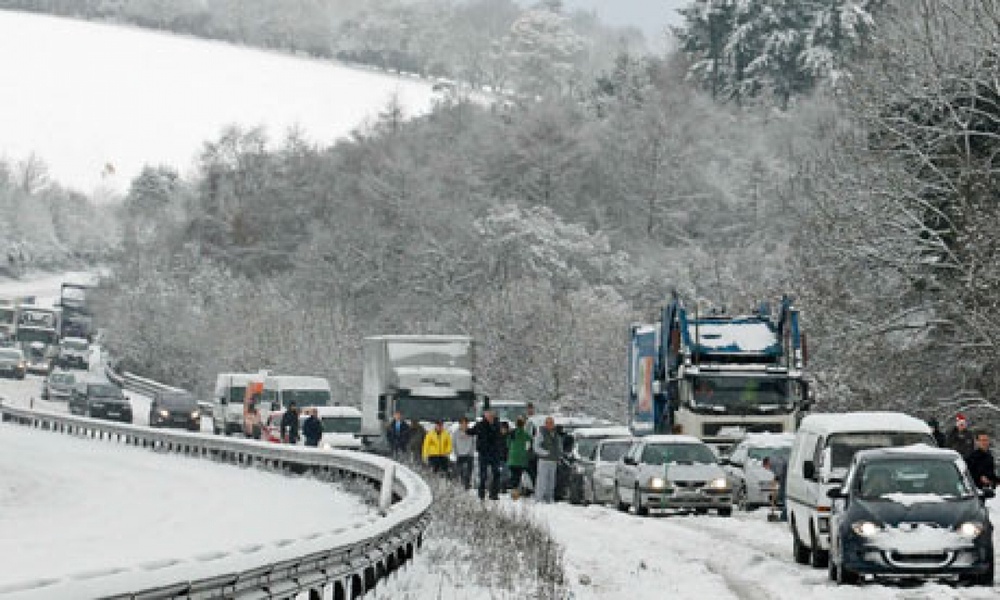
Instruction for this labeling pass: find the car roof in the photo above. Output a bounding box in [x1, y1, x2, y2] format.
[797, 412, 931, 435]
[306, 406, 362, 418]
[739, 432, 795, 447]
[854, 444, 961, 463]
[636, 434, 705, 445]
[61, 336, 89, 343]
[571, 426, 632, 438]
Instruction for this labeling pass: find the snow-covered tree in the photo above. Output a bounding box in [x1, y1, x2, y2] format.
[504, 7, 587, 98]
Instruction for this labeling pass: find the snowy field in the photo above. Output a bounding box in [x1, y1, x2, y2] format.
[0, 10, 439, 195]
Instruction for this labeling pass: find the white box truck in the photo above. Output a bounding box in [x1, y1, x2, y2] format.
[361, 335, 480, 448]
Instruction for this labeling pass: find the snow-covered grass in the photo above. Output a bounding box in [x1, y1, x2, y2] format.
[0, 10, 438, 196]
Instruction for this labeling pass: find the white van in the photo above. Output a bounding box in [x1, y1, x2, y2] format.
[262, 375, 332, 411]
[785, 412, 935, 568]
[212, 372, 261, 435]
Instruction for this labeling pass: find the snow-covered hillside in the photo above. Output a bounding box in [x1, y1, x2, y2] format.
[0, 10, 438, 195]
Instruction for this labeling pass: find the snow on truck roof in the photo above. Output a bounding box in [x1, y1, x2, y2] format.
[687, 319, 778, 353]
[264, 375, 330, 390]
[798, 412, 931, 435]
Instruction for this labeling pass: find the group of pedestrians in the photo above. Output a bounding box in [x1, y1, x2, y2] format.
[936, 413, 998, 490]
[278, 402, 325, 447]
[385, 402, 566, 503]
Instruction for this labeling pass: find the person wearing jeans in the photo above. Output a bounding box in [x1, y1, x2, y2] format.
[453, 416, 476, 489]
[533, 416, 561, 503]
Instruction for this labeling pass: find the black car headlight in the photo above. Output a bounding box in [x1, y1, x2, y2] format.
[851, 521, 880, 537]
[956, 522, 984, 539]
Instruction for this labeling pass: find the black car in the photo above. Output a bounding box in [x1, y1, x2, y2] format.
[0, 347, 26, 379]
[149, 390, 202, 431]
[69, 379, 133, 423]
[827, 446, 994, 586]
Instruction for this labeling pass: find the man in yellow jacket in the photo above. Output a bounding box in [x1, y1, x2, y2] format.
[422, 420, 453, 474]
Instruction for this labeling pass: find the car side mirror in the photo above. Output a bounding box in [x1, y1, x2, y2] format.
[981, 487, 996, 499]
[803, 460, 816, 481]
[827, 487, 846, 499]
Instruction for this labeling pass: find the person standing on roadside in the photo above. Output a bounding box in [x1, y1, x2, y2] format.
[386, 410, 410, 459]
[507, 417, 532, 499]
[946, 413, 975, 460]
[763, 454, 788, 521]
[467, 409, 504, 500]
[524, 402, 539, 494]
[453, 416, 476, 490]
[280, 402, 300, 444]
[422, 420, 453, 474]
[302, 407, 322, 447]
[966, 432, 998, 490]
[533, 416, 561, 503]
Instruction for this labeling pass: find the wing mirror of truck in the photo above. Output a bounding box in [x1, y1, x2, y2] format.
[803, 460, 816, 481]
[980, 487, 996, 499]
[623, 456, 636, 466]
[827, 487, 846, 499]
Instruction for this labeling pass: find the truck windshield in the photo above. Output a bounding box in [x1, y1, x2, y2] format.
[17, 330, 58, 344]
[387, 341, 472, 370]
[690, 376, 796, 413]
[397, 396, 475, 422]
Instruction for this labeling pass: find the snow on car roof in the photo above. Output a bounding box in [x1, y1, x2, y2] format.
[798, 412, 931, 435]
[312, 406, 362, 418]
[855, 444, 960, 461]
[571, 426, 632, 438]
[741, 433, 795, 447]
[640, 434, 705, 445]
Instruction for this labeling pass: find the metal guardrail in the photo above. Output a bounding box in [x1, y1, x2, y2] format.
[105, 368, 214, 415]
[0, 402, 432, 600]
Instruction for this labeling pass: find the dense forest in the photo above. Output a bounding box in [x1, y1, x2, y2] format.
[2, 0, 998, 429]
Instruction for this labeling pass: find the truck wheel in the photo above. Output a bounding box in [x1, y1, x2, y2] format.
[614, 484, 628, 512]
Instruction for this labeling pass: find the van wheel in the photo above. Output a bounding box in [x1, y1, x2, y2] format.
[735, 485, 749, 511]
[792, 521, 810, 565]
[809, 525, 829, 568]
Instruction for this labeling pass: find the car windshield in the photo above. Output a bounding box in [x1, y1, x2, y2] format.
[89, 384, 123, 399]
[491, 404, 527, 424]
[0, 349, 21, 360]
[576, 437, 601, 460]
[826, 432, 937, 470]
[748, 446, 791, 461]
[281, 390, 330, 408]
[858, 459, 972, 499]
[643, 443, 717, 465]
[159, 393, 196, 407]
[396, 396, 475, 422]
[317, 416, 362, 434]
[599, 440, 632, 462]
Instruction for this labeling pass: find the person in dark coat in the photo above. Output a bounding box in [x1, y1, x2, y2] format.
[280, 402, 300, 444]
[302, 407, 323, 447]
[946, 413, 975, 459]
[468, 410, 504, 500]
[386, 410, 410, 458]
[966, 432, 998, 489]
[928, 418, 946, 448]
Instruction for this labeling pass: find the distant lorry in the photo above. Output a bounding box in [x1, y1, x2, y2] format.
[213, 372, 262, 435]
[15, 305, 61, 375]
[59, 282, 94, 340]
[361, 335, 480, 447]
[0, 296, 36, 343]
[628, 293, 811, 454]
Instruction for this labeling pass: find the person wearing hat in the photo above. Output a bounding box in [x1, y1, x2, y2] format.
[946, 413, 975, 460]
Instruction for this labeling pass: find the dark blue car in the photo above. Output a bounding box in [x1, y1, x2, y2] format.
[827, 446, 994, 586]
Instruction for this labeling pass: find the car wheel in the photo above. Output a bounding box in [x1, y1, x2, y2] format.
[694, 507, 709, 515]
[966, 551, 994, 586]
[614, 484, 628, 512]
[633, 485, 649, 516]
[735, 484, 749, 511]
[836, 557, 859, 585]
[792, 520, 811, 565]
[718, 507, 732, 517]
[809, 524, 829, 568]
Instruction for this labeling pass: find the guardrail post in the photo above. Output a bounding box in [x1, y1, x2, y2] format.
[379, 463, 395, 516]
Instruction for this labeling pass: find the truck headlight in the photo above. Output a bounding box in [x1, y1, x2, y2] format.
[649, 477, 666, 489]
[708, 477, 730, 490]
[851, 521, 880, 537]
[957, 522, 984, 539]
